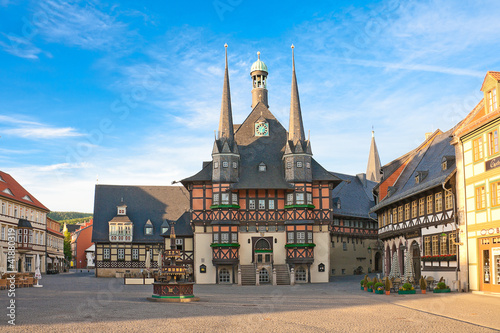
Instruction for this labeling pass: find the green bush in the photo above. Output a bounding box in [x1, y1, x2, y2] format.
[436, 282, 448, 290]
[402, 282, 414, 291]
[367, 281, 374, 288]
[374, 282, 384, 290]
[360, 279, 365, 286]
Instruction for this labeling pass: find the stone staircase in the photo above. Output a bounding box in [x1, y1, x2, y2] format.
[274, 264, 290, 285]
[240, 265, 256, 286]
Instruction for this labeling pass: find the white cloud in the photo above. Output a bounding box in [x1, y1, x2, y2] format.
[4, 126, 83, 139]
[34, 0, 133, 51]
[0, 33, 43, 59]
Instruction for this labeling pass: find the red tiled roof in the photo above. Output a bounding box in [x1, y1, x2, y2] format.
[0, 171, 49, 211]
[481, 71, 500, 91]
[488, 71, 500, 80]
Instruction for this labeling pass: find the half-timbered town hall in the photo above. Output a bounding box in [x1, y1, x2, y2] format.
[181, 45, 343, 284]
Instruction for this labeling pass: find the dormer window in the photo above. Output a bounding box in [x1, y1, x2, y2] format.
[22, 195, 32, 202]
[161, 220, 170, 235]
[259, 162, 266, 172]
[441, 156, 455, 171]
[415, 171, 428, 184]
[442, 161, 447, 171]
[117, 206, 126, 215]
[144, 220, 153, 235]
[487, 88, 497, 113]
[2, 188, 13, 196]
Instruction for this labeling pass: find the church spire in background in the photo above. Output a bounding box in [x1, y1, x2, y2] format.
[288, 44, 306, 145]
[218, 43, 234, 142]
[366, 130, 382, 182]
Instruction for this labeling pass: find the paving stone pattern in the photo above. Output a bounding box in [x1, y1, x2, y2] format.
[2, 271, 500, 332]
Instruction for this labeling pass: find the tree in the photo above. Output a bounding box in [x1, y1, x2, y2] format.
[63, 224, 72, 264]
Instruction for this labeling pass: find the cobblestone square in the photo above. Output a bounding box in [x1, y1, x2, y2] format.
[2, 271, 500, 332]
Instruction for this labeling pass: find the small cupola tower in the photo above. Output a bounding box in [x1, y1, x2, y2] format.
[283, 45, 312, 183]
[212, 44, 240, 183]
[250, 52, 269, 109]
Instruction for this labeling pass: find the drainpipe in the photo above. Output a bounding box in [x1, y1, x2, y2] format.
[442, 179, 459, 291]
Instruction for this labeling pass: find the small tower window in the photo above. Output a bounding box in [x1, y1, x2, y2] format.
[222, 161, 229, 168]
[214, 162, 219, 169]
[259, 163, 266, 172]
[306, 162, 311, 169]
[297, 161, 303, 168]
[232, 162, 238, 169]
[287, 161, 292, 169]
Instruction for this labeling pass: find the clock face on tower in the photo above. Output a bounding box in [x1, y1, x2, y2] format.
[255, 122, 269, 137]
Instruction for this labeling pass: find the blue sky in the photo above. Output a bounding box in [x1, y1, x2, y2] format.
[1, 0, 500, 213]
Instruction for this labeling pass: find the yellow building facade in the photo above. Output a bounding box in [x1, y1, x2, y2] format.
[453, 71, 500, 293]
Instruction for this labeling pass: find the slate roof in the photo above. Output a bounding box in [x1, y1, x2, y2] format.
[92, 185, 190, 243]
[182, 102, 341, 188]
[0, 170, 49, 211]
[370, 130, 456, 212]
[330, 173, 377, 219]
[161, 211, 193, 237]
[65, 224, 82, 233]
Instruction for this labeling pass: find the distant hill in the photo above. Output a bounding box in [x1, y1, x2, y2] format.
[48, 211, 93, 223]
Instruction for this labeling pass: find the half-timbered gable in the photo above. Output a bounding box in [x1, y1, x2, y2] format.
[371, 130, 458, 283]
[92, 185, 190, 277]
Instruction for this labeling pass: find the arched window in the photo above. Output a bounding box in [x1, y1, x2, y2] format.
[255, 238, 270, 250]
[219, 268, 230, 283]
[296, 266, 307, 282]
[259, 268, 270, 283]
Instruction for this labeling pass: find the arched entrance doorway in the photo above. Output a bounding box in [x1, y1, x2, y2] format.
[254, 238, 272, 264]
[374, 252, 382, 272]
[385, 246, 391, 276]
[411, 241, 421, 281]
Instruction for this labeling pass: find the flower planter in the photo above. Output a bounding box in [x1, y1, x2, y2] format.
[364, 287, 367, 291]
[398, 290, 416, 294]
[421, 290, 426, 294]
[385, 291, 390, 295]
[433, 288, 451, 293]
[375, 290, 384, 294]
[367, 288, 373, 292]
[361, 286, 364, 290]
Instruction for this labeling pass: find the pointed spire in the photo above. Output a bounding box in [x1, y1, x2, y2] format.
[366, 130, 382, 182]
[289, 44, 306, 145]
[218, 43, 234, 142]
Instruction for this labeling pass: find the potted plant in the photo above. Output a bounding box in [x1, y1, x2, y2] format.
[374, 282, 385, 294]
[360, 279, 365, 290]
[398, 282, 416, 294]
[384, 277, 391, 295]
[433, 281, 451, 293]
[419, 276, 427, 294]
[367, 281, 374, 292]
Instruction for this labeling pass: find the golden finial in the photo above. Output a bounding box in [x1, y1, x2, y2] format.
[224, 43, 228, 48]
[257, 51, 260, 60]
[291, 44, 295, 49]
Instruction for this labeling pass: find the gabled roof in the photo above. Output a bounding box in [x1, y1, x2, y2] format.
[161, 212, 193, 237]
[0, 170, 49, 211]
[331, 172, 377, 219]
[231, 103, 293, 189]
[480, 71, 500, 91]
[371, 130, 455, 212]
[92, 185, 190, 243]
[183, 102, 340, 189]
